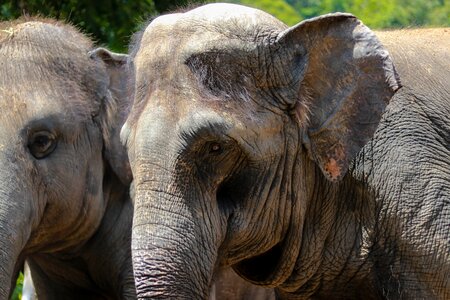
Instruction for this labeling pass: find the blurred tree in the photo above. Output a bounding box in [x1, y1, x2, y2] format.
[341, 0, 398, 28]
[0, 0, 157, 51]
[229, 0, 301, 25]
[10, 272, 22, 300]
[154, 0, 205, 12]
[428, 0, 450, 26]
[287, 0, 323, 18]
[0, 0, 205, 52]
[388, 0, 450, 27]
[1, 0, 448, 52]
[287, 0, 449, 28]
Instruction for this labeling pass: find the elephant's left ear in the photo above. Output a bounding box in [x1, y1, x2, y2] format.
[276, 13, 401, 181]
[89, 47, 132, 185]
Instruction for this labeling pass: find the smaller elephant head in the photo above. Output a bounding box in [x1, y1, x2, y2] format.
[0, 19, 129, 296]
[122, 4, 400, 298]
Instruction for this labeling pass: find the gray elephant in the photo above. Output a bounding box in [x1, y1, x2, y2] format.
[1, 17, 275, 300]
[0, 19, 134, 298]
[121, 3, 449, 299]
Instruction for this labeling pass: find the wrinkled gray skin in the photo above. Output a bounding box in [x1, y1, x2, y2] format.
[123, 3, 449, 299]
[0, 19, 135, 299]
[211, 268, 275, 300]
[3, 19, 273, 300]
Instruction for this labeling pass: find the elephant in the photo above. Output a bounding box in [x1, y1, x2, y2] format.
[0, 17, 276, 300]
[121, 3, 449, 299]
[0, 19, 135, 298]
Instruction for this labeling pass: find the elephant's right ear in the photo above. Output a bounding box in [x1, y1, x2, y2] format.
[276, 13, 400, 181]
[89, 47, 132, 185]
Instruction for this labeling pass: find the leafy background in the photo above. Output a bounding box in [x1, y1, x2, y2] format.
[1, 0, 448, 52]
[1, 0, 448, 299]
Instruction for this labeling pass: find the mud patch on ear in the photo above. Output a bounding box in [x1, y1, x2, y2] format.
[323, 159, 341, 181]
[318, 143, 346, 182]
[321, 143, 346, 181]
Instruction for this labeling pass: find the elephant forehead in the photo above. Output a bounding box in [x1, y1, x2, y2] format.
[0, 54, 94, 134]
[135, 3, 286, 65]
[144, 3, 284, 36]
[0, 21, 101, 121]
[180, 3, 281, 24]
[0, 65, 94, 116]
[129, 4, 291, 129]
[0, 87, 87, 130]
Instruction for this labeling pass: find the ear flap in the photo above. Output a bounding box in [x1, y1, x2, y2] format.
[89, 47, 132, 185]
[277, 13, 400, 181]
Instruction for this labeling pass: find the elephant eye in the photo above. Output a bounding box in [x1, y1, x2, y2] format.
[28, 131, 57, 159]
[209, 142, 223, 155]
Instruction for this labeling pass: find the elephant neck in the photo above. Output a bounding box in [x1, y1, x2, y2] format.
[282, 129, 447, 299]
[29, 173, 135, 299]
[275, 155, 381, 298]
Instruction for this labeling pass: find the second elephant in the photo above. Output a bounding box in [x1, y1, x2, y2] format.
[122, 3, 449, 299]
[0, 19, 134, 299]
[3, 17, 274, 300]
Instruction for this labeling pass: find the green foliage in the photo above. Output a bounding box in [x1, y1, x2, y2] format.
[1, 0, 448, 52]
[287, 0, 449, 28]
[154, 0, 206, 12]
[428, 0, 450, 26]
[341, 0, 398, 28]
[10, 272, 23, 300]
[0, 0, 157, 52]
[0, 0, 204, 52]
[229, 0, 302, 25]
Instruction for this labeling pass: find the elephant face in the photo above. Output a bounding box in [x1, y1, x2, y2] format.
[122, 4, 400, 298]
[0, 19, 129, 296]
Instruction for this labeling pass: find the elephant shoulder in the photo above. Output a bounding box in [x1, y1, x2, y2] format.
[376, 28, 450, 99]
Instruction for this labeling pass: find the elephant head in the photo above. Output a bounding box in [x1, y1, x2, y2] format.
[122, 4, 400, 298]
[0, 19, 130, 297]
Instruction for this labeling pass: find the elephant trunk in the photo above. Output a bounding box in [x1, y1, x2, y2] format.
[0, 223, 21, 297]
[0, 158, 32, 297]
[0, 196, 28, 297]
[132, 180, 218, 299]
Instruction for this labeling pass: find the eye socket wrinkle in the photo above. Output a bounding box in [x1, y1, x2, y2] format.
[178, 121, 230, 150]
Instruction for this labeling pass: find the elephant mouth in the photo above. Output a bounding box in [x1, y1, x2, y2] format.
[233, 241, 282, 283]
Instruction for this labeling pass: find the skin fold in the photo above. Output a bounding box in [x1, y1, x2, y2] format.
[122, 3, 449, 299]
[0, 19, 135, 299]
[211, 268, 275, 300]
